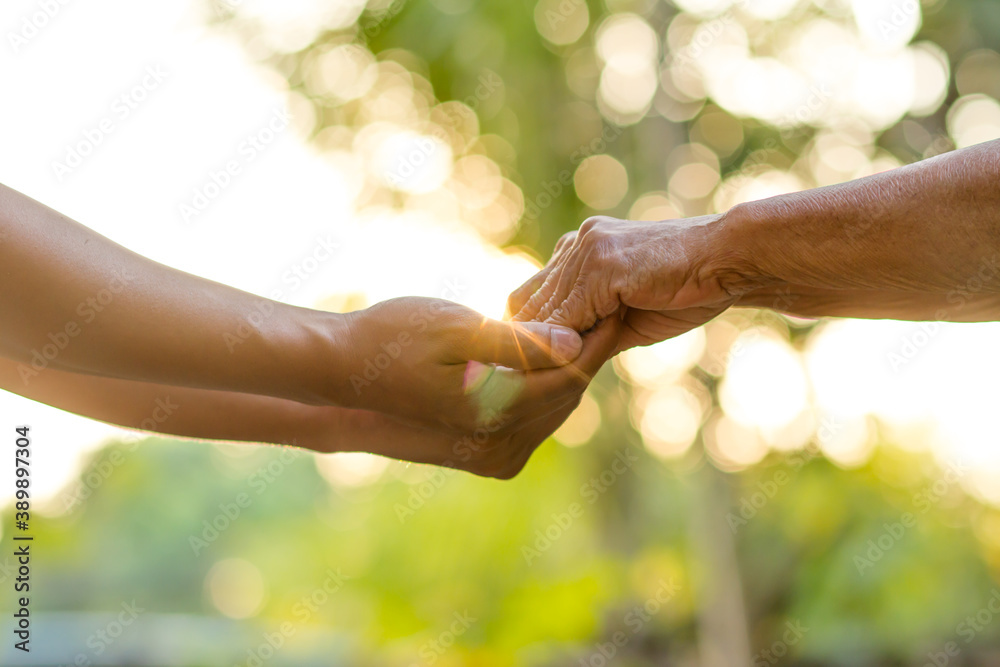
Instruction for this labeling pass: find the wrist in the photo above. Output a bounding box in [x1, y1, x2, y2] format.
[295, 405, 350, 454]
[324, 306, 385, 412]
[699, 203, 779, 300]
[276, 306, 357, 408]
[314, 305, 410, 413]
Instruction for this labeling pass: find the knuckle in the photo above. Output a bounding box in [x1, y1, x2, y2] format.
[537, 295, 560, 319]
[551, 289, 582, 318]
[556, 231, 577, 251]
[579, 230, 621, 265]
[510, 278, 541, 308]
[526, 288, 548, 308]
[579, 215, 621, 239]
[579, 216, 608, 234]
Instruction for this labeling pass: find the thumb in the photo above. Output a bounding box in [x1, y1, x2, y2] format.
[466, 318, 583, 369]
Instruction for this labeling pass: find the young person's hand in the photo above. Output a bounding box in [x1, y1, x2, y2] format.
[333, 314, 621, 478]
[0, 184, 589, 437]
[0, 314, 618, 479]
[333, 296, 589, 435]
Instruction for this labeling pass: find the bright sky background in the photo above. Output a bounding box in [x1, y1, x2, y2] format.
[0, 0, 537, 511]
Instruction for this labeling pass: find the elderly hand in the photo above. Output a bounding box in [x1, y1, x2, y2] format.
[508, 216, 750, 350]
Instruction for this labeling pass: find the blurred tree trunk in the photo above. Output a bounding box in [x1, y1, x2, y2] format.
[689, 436, 752, 666]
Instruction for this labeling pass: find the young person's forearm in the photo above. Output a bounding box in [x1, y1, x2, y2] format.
[720, 139, 1000, 295]
[0, 354, 590, 474]
[0, 355, 348, 451]
[0, 184, 348, 405]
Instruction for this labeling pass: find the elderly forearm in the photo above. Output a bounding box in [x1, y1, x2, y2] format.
[0, 184, 346, 405]
[736, 284, 1000, 322]
[720, 139, 1000, 295]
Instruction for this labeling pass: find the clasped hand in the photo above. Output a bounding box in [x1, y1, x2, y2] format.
[341, 296, 620, 479]
[508, 214, 745, 352]
[360, 215, 743, 478]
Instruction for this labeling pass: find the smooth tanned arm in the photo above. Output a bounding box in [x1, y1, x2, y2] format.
[0, 181, 616, 477]
[0, 311, 619, 478]
[0, 184, 342, 406]
[0, 355, 343, 451]
[0, 353, 525, 466]
[0, 184, 592, 452]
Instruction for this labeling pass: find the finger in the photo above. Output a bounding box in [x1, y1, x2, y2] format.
[507, 232, 578, 320]
[520, 314, 622, 402]
[453, 395, 579, 479]
[533, 249, 590, 323]
[544, 280, 613, 332]
[467, 363, 527, 426]
[460, 314, 598, 426]
[617, 309, 652, 354]
[616, 321, 651, 355]
[462, 355, 584, 428]
[569, 314, 622, 377]
[554, 230, 578, 254]
[513, 263, 564, 322]
[465, 317, 584, 369]
[506, 268, 551, 320]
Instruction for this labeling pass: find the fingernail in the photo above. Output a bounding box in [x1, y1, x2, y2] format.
[550, 327, 582, 361]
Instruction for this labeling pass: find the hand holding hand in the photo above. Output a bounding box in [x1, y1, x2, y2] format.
[339, 296, 590, 434]
[508, 215, 751, 350]
[331, 315, 621, 478]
